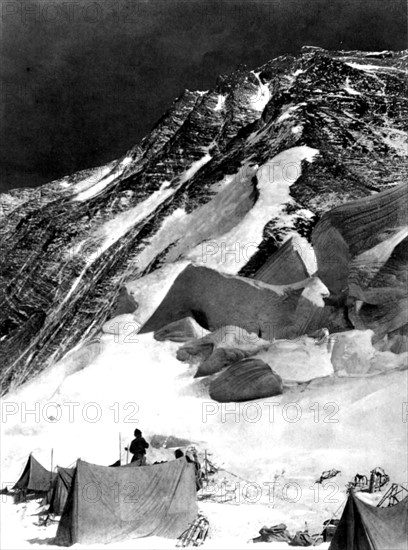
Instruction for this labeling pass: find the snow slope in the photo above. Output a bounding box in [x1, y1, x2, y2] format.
[0, 496, 332, 549]
[1, 266, 406, 548]
[135, 147, 318, 275]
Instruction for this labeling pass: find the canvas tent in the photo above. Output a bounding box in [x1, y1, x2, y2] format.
[48, 467, 75, 515]
[330, 491, 408, 550]
[55, 457, 198, 546]
[13, 454, 56, 494]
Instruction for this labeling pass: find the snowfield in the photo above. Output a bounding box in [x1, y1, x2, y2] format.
[1, 263, 407, 548]
[0, 496, 332, 549]
[112, 146, 318, 277]
[185, 147, 318, 272]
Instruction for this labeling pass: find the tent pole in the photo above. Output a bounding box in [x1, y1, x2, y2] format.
[119, 433, 122, 466]
[326, 495, 347, 528]
[50, 448, 54, 488]
[204, 450, 208, 488]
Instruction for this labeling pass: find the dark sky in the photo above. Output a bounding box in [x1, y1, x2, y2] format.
[0, 0, 406, 192]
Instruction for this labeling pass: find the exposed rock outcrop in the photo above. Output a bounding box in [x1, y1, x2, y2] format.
[111, 287, 139, 316]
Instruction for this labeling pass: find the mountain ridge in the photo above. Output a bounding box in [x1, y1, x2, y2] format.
[0, 46, 407, 393]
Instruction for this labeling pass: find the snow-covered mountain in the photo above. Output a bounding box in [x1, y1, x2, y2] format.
[1, 46, 407, 393]
[1, 46, 407, 549]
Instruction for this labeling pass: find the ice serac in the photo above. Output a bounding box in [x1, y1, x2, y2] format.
[251, 236, 316, 285]
[176, 326, 270, 377]
[312, 183, 408, 339]
[330, 330, 376, 375]
[209, 357, 283, 402]
[253, 335, 334, 383]
[182, 327, 334, 384]
[330, 329, 407, 376]
[1, 47, 407, 393]
[139, 264, 336, 340]
[153, 317, 208, 343]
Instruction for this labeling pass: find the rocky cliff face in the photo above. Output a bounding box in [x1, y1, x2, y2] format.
[0, 46, 407, 393]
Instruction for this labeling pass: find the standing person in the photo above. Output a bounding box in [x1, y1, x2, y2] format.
[125, 429, 149, 466]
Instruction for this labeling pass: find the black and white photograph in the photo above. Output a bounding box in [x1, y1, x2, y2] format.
[0, 0, 407, 548]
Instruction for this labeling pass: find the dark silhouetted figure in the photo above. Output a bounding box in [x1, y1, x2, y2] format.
[174, 448, 202, 490]
[186, 447, 203, 491]
[125, 429, 149, 466]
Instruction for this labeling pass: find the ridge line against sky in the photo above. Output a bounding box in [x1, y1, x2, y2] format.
[0, 0, 406, 192]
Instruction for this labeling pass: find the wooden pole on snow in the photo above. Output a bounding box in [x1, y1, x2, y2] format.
[119, 433, 122, 466]
[50, 448, 54, 488]
[204, 450, 208, 488]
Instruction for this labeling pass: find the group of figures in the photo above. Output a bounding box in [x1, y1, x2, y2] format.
[126, 428, 203, 490]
